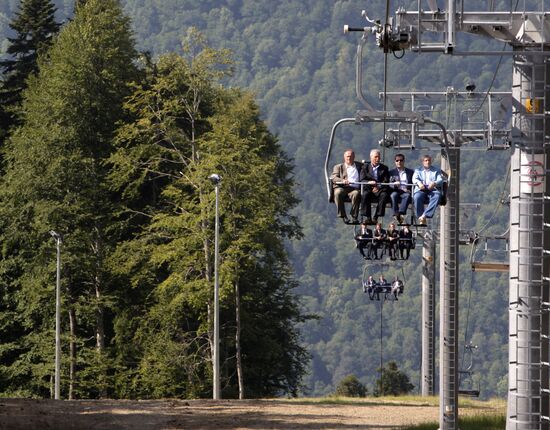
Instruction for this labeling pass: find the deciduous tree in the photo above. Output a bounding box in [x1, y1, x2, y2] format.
[0, 0, 139, 398]
[108, 32, 308, 398]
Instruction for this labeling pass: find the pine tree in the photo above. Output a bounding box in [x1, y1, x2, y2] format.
[0, 0, 60, 137]
[374, 361, 414, 396]
[0, 0, 139, 398]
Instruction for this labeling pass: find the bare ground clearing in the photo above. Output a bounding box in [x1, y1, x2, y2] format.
[0, 398, 505, 430]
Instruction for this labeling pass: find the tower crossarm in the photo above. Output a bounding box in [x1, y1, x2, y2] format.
[393, 9, 550, 53]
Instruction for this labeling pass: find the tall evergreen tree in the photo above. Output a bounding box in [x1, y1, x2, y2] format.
[375, 361, 414, 396]
[108, 31, 309, 398]
[0, 0, 139, 398]
[0, 0, 60, 138]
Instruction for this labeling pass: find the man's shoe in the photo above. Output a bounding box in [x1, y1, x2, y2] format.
[418, 215, 427, 225]
[342, 216, 350, 224]
[398, 214, 405, 224]
[351, 217, 359, 224]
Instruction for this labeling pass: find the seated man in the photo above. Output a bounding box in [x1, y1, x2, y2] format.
[330, 149, 363, 224]
[399, 225, 413, 259]
[391, 276, 404, 300]
[389, 153, 414, 224]
[412, 154, 444, 225]
[355, 221, 373, 260]
[372, 222, 387, 260]
[386, 222, 400, 260]
[364, 275, 379, 300]
[378, 275, 389, 299]
[360, 149, 390, 224]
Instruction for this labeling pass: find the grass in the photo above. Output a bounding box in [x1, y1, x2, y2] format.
[275, 395, 506, 429]
[401, 414, 506, 430]
[277, 395, 504, 408]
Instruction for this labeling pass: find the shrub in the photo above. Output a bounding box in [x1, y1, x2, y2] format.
[334, 375, 367, 397]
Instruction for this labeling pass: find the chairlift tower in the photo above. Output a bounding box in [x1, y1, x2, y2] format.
[366, 1, 550, 429]
[422, 229, 437, 396]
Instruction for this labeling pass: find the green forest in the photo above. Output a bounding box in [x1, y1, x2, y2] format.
[0, 0, 527, 399]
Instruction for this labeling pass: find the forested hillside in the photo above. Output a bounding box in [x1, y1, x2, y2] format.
[0, 0, 523, 399]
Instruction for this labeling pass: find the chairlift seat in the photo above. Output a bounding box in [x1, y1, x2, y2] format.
[471, 262, 509, 272]
[458, 389, 480, 397]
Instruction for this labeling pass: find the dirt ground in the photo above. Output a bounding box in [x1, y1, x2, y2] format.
[0, 398, 504, 430]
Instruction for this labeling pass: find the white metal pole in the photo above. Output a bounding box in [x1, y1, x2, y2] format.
[51, 232, 62, 400]
[213, 180, 221, 400]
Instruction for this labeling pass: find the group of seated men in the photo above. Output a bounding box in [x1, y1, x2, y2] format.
[331, 148, 444, 226]
[363, 275, 404, 301]
[355, 221, 413, 260]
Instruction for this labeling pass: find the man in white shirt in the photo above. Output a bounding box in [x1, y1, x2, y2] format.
[412, 155, 444, 225]
[330, 149, 363, 224]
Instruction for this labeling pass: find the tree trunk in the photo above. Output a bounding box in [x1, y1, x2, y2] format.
[95, 280, 105, 352]
[92, 235, 106, 398]
[235, 279, 244, 399]
[93, 237, 105, 353]
[69, 306, 76, 400]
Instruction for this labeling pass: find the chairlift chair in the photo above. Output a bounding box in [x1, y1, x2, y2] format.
[458, 343, 480, 397]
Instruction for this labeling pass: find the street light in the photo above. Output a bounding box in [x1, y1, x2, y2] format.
[208, 174, 221, 400]
[49, 230, 62, 400]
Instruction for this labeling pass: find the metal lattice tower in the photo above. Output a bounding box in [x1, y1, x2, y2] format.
[334, 2, 550, 428]
[422, 230, 437, 396]
[369, 1, 550, 428]
[508, 51, 550, 429]
[439, 147, 460, 428]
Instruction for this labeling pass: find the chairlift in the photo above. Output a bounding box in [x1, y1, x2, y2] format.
[458, 342, 480, 398]
[469, 234, 509, 272]
[326, 127, 449, 233]
[355, 222, 416, 261]
[361, 264, 405, 302]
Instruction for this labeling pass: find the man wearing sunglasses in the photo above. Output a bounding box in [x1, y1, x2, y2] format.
[388, 153, 414, 224]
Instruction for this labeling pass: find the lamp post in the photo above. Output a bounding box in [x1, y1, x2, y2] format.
[208, 174, 221, 400]
[49, 230, 62, 400]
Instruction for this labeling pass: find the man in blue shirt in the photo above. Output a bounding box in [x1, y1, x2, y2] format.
[412, 155, 444, 225]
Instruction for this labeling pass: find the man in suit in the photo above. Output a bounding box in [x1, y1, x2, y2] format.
[412, 154, 444, 225]
[330, 149, 363, 224]
[399, 225, 413, 259]
[360, 149, 390, 224]
[372, 222, 387, 259]
[386, 222, 400, 260]
[355, 221, 373, 259]
[388, 153, 414, 225]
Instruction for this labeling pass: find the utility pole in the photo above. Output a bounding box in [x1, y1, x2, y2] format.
[208, 174, 222, 400]
[49, 230, 62, 400]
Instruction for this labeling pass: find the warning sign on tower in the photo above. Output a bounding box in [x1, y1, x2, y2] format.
[520, 153, 545, 193]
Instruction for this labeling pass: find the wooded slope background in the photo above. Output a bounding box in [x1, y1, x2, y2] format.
[0, 0, 524, 398]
